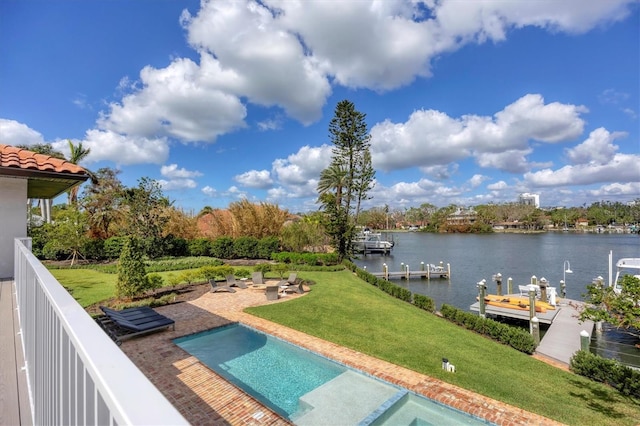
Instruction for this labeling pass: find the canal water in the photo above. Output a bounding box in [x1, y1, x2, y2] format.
[352, 232, 640, 367]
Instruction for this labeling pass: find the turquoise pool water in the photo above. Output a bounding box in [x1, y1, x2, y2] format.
[174, 323, 490, 425]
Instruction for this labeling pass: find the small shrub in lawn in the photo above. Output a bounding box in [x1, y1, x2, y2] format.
[272, 263, 290, 278]
[254, 263, 272, 274]
[234, 268, 251, 278]
[145, 273, 164, 292]
[177, 270, 202, 285]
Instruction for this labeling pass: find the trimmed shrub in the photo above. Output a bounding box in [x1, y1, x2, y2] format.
[104, 236, 126, 259]
[82, 238, 105, 260]
[257, 237, 280, 259]
[439, 304, 536, 354]
[570, 350, 640, 398]
[116, 237, 147, 298]
[188, 238, 211, 257]
[211, 237, 234, 259]
[233, 236, 259, 258]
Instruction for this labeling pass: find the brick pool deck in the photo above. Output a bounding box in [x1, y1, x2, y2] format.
[119, 285, 561, 425]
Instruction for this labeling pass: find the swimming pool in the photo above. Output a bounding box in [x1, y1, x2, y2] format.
[174, 323, 490, 425]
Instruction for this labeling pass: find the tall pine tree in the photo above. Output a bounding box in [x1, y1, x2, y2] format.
[318, 100, 375, 260]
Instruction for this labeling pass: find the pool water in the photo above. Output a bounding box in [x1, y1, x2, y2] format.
[174, 323, 490, 425]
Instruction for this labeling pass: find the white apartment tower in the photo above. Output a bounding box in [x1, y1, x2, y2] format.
[519, 193, 540, 208]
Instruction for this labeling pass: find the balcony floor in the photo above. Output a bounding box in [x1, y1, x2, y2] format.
[0, 279, 32, 426]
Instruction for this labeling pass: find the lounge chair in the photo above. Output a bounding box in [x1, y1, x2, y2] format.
[98, 306, 175, 345]
[286, 273, 297, 285]
[252, 271, 264, 285]
[265, 285, 279, 300]
[210, 279, 236, 293]
[283, 282, 305, 294]
[226, 274, 248, 289]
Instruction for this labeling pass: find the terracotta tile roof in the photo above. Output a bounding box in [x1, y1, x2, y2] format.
[0, 144, 87, 176]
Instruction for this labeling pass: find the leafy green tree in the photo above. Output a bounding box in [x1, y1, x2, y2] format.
[80, 167, 125, 239]
[116, 237, 148, 299]
[580, 275, 640, 341]
[318, 100, 375, 260]
[121, 177, 171, 258]
[42, 206, 90, 265]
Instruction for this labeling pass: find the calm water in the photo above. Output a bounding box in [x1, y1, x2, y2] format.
[353, 232, 640, 367]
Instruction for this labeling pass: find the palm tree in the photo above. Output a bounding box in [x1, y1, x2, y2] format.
[317, 163, 347, 208]
[66, 140, 97, 205]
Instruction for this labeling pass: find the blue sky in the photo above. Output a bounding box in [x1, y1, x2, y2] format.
[1, 0, 638, 214]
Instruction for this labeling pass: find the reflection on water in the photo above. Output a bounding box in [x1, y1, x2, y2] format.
[353, 232, 640, 367]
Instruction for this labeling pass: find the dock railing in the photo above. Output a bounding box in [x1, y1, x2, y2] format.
[13, 238, 187, 425]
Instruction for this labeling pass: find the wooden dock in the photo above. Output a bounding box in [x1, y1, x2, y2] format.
[469, 296, 594, 366]
[535, 300, 593, 366]
[367, 263, 450, 280]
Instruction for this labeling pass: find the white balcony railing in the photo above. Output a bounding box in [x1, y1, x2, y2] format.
[14, 238, 187, 425]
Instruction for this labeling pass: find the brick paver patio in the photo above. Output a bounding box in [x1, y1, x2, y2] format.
[119, 284, 561, 425]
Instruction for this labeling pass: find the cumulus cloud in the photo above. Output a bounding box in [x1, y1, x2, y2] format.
[91, 0, 632, 153]
[272, 144, 332, 187]
[161, 164, 203, 179]
[234, 169, 274, 189]
[202, 185, 217, 197]
[159, 178, 198, 191]
[370, 94, 586, 173]
[565, 127, 625, 165]
[83, 129, 169, 165]
[524, 153, 640, 187]
[158, 164, 202, 191]
[0, 119, 45, 146]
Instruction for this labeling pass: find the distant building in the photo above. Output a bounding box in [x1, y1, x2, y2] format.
[519, 193, 540, 208]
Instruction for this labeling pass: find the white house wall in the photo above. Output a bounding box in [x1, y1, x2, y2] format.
[0, 176, 27, 278]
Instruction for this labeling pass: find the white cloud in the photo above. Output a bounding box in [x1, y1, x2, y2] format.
[161, 164, 203, 179]
[469, 174, 488, 188]
[159, 178, 198, 191]
[98, 56, 248, 143]
[83, 129, 169, 165]
[234, 169, 274, 189]
[272, 144, 332, 187]
[487, 181, 509, 190]
[524, 153, 640, 187]
[92, 0, 631, 146]
[565, 127, 624, 165]
[588, 182, 640, 197]
[202, 185, 217, 197]
[0, 119, 45, 146]
[371, 94, 586, 173]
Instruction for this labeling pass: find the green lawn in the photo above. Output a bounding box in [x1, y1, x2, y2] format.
[49, 268, 193, 307]
[246, 270, 640, 426]
[51, 266, 640, 424]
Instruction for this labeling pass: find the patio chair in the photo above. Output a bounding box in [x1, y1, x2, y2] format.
[98, 306, 175, 345]
[210, 279, 236, 293]
[252, 271, 264, 285]
[283, 282, 305, 294]
[265, 285, 279, 300]
[226, 274, 248, 289]
[286, 273, 297, 285]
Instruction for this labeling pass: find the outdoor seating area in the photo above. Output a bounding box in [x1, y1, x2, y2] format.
[97, 306, 175, 345]
[208, 271, 307, 301]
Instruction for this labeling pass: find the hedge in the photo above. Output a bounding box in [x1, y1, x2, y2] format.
[440, 304, 537, 354]
[570, 350, 640, 398]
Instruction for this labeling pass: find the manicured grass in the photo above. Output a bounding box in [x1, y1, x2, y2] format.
[49, 268, 194, 307]
[246, 270, 640, 426]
